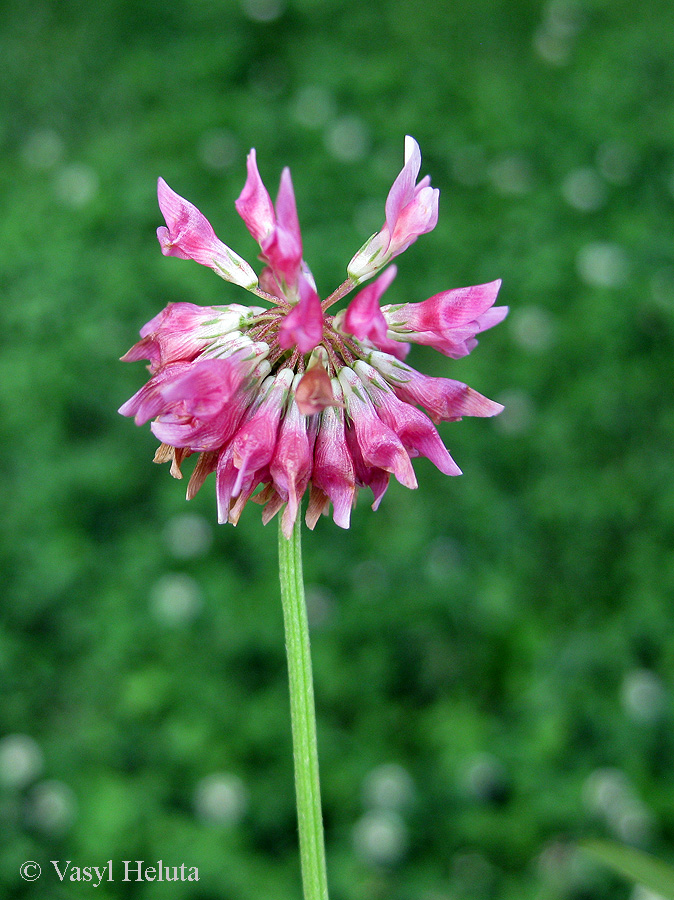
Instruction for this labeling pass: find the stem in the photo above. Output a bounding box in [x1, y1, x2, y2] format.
[321, 277, 355, 312]
[278, 516, 329, 900]
[253, 285, 290, 307]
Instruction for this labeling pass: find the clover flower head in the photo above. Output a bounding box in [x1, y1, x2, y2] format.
[120, 136, 507, 536]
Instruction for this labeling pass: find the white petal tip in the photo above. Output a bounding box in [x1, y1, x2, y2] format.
[404, 135, 420, 162]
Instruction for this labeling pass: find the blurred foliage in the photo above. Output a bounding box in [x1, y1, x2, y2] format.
[1, 0, 674, 897]
[583, 840, 674, 899]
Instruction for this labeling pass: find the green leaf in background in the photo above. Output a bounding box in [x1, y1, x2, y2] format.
[582, 840, 674, 900]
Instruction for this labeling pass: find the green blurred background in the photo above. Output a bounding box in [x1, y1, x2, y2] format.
[1, 0, 673, 897]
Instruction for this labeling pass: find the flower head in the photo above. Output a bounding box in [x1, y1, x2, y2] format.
[120, 137, 506, 536]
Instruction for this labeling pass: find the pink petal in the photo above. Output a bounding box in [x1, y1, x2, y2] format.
[344, 423, 391, 510]
[475, 305, 509, 332]
[150, 355, 265, 451]
[158, 356, 245, 410]
[389, 330, 475, 359]
[385, 135, 422, 234]
[386, 281, 503, 335]
[374, 334, 411, 360]
[229, 370, 292, 496]
[398, 373, 502, 423]
[215, 447, 240, 523]
[270, 385, 313, 527]
[338, 367, 417, 490]
[278, 277, 324, 353]
[275, 167, 302, 252]
[157, 178, 258, 289]
[237, 158, 304, 290]
[151, 387, 250, 452]
[342, 267, 410, 358]
[258, 266, 284, 298]
[138, 301, 212, 338]
[347, 137, 439, 285]
[367, 351, 503, 423]
[258, 167, 303, 289]
[118, 362, 193, 425]
[260, 226, 303, 291]
[231, 413, 279, 496]
[354, 361, 461, 476]
[235, 148, 275, 243]
[343, 266, 397, 344]
[382, 281, 507, 358]
[122, 302, 248, 372]
[388, 185, 439, 256]
[311, 381, 356, 529]
[119, 349, 269, 452]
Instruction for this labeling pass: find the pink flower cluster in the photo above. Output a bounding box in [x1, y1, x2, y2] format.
[120, 137, 507, 536]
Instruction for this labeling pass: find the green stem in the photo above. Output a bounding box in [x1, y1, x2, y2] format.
[278, 516, 329, 900]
